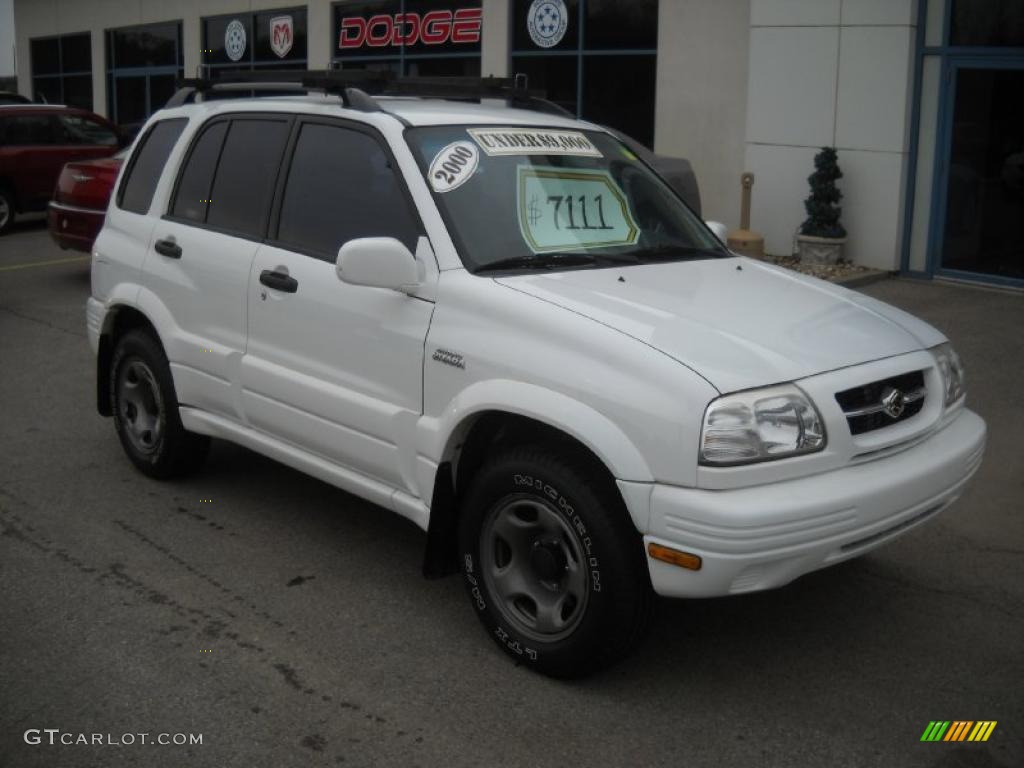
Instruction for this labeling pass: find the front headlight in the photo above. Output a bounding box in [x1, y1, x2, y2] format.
[930, 343, 966, 406]
[700, 384, 826, 466]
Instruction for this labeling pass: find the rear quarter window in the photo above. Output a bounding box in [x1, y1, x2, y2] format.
[117, 118, 187, 215]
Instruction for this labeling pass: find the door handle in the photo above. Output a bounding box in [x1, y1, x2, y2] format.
[259, 269, 298, 293]
[154, 238, 181, 259]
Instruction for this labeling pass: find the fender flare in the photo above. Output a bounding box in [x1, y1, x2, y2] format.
[422, 379, 655, 485]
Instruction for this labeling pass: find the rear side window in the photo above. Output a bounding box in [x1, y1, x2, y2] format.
[205, 118, 291, 239]
[276, 122, 421, 258]
[58, 114, 118, 147]
[170, 121, 228, 223]
[118, 118, 187, 214]
[0, 114, 60, 146]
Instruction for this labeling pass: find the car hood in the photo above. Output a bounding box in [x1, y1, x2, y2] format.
[495, 257, 944, 393]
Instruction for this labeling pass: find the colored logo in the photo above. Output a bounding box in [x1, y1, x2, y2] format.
[270, 15, 294, 58]
[527, 0, 568, 49]
[224, 19, 247, 62]
[921, 721, 997, 742]
[338, 9, 482, 50]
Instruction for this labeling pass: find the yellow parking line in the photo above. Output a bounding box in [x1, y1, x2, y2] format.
[0, 255, 90, 272]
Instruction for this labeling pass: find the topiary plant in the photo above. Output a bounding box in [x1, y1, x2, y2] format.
[800, 147, 846, 239]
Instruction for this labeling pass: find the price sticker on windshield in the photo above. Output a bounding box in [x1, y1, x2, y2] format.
[517, 166, 639, 253]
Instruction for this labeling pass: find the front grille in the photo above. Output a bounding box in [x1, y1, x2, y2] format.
[835, 370, 926, 436]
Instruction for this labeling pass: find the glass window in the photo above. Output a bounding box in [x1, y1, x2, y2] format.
[118, 118, 187, 214]
[30, 38, 61, 75]
[107, 22, 184, 125]
[510, 55, 577, 115]
[254, 8, 308, 62]
[61, 34, 92, 72]
[112, 23, 179, 69]
[0, 115, 60, 146]
[276, 122, 421, 257]
[31, 78, 63, 105]
[30, 33, 92, 109]
[201, 8, 308, 76]
[206, 119, 291, 238]
[62, 76, 93, 110]
[951, 0, 1024, 47]
[114, 77, 148, 126]
[582, 55, 657, 148]
[585, 0, 657, 49]
[511, 0, 579, 51]
[171, 121, 229, 223]
[57, 114, 118, 146]
[510, 0, 658, 148]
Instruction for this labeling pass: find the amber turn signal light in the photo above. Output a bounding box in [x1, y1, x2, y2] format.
[647, 542, 702, 571]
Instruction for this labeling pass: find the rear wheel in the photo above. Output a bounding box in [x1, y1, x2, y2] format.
[458, 445, 652, 678]
[110, 330, 209, 479]
[0, 187, 15, 234]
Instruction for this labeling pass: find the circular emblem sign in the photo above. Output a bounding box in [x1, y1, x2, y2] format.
[224, 19, 247, 62]
[527, 0, 568, 49]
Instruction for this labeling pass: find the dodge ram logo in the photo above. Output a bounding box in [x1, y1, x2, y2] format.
[881, 387, 906, 419]
[270, 16, 294, 58]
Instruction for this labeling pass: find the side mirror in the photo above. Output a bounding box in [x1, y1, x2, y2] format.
[336, 237, 421, 293]
[705, 220, 728, 244]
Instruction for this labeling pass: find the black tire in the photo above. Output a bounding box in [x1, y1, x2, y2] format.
[458, 445, 652, 678]
[0, 186, 15, 234]
[109, 329, 210, 479]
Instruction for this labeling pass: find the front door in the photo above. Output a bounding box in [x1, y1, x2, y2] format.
[936, 59, 1024, 285]
[241, 119, 434, 493]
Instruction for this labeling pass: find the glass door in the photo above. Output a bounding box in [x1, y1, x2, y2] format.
[936, 59, 1024, 284]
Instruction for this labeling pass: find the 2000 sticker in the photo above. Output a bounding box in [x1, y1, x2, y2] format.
[428, 141, 479, 193]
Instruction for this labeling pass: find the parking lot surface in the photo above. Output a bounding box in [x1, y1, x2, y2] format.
[1, 221, 1022, 767]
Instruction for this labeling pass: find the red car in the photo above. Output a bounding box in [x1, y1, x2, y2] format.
[48, 150, 125, 252]
[0, 104, 121, 234]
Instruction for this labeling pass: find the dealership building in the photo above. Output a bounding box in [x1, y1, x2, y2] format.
[10, 0, 1023, 287]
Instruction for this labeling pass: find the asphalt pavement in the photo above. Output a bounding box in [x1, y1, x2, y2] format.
[1, 220, 1021, 767]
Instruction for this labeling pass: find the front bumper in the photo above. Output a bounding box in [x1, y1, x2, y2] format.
[641, 408, 986, 598]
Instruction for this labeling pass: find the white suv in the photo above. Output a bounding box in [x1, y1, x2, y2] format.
[87, 74, 986, 678]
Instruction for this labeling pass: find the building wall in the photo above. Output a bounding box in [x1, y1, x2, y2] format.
[0, 0, 16, 79]
[654, 0, 751, 227]
[744, 0, 917, 269]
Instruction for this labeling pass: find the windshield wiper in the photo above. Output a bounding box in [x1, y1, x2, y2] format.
[629, 244, 726, 263]
[475, 253, 598, 273]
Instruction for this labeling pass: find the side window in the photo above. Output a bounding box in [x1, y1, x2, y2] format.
[276, 123, 421, 259]
[3, 114, 60, 146]
[57, 114, 119, 147]
[205, 118, 290, 239]
[170, 121, 228, 223]
[118, 118, 187, 215]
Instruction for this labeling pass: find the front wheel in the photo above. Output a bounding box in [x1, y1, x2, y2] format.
[458, 445, 652, 678]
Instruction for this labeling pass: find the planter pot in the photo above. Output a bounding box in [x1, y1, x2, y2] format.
[796, 234, 846, 265]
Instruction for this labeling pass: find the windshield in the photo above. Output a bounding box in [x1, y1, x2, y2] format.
[406, 125, 726, 273]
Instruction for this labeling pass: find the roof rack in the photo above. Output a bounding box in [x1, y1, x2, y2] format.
[165, 70, 572, 117]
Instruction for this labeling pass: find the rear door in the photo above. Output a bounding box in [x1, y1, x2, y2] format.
[241, 118, 434, 492]
[145, 114, 292, 421]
